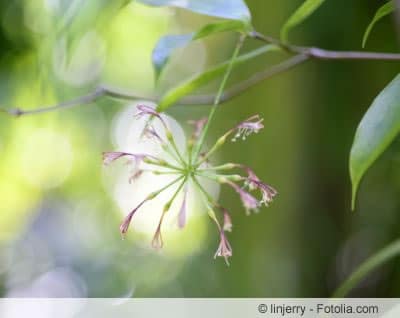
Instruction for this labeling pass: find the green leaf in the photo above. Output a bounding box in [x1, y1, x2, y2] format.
[349, 74, 400, 209]
[362, 1, 395, 48]
[137, 0, 251, 22]
[152, 20, 248, 79]
[280, 0, 326, 42]
[156, 44, 280, 111]
[193, 20, 248, 40]
[332, 239, 400, 297]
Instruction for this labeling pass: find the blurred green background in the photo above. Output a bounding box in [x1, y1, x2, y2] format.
[0, 0, 399, 297]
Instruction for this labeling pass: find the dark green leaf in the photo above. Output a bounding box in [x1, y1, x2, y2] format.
[152, 20, 248, 79]
[156, 44, 279, 111]
[332, 239, 400, 297]
[137, 0, 251, 22]
[280, 0, 326, 42]
[350, 74, 400, 209]
[362, 1, 395, 48]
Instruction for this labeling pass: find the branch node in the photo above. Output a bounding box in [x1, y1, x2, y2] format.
[9, 108, 23, 117]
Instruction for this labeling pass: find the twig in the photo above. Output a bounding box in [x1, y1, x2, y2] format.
[0, 55, 309, 117]
[2, 87, 106, 117]
[0, 84, 204, 117]
[219, 53, 309, 102]
[2, 29, 400, 117]
[251, 31, 400, 61]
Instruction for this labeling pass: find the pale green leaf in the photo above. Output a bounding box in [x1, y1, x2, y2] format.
[137, 0, 251, 22]
[152, 20, 248, 79]
[350, 74, 400, 209]
[280, 0, 326, 42]
[152, 34, 193, 79]
[362, 1, 395, 48]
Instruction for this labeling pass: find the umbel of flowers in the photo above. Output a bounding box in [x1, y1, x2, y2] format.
[103, 105, 277, 264]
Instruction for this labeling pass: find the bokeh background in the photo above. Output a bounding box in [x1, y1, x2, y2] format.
[0, 0, 399, 297]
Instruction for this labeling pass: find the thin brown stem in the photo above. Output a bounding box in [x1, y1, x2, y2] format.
[219, 53, 309, 103]
[1, 87, 106, 117]
[0, 55, 308, 117]
[2, 29, 400, 117]
[250, 31, 400, 61]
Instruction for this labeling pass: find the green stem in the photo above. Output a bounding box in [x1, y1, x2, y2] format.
[164, 177, 187, 211]
[187, 140, 194, 167]
[142, 169, 181, 176]
[192, 175, 216, 204]
[192, 176, 221, 231]
[147, 175, 184, 200]
[195, 136, 225, 166]
[144, 159, 183, 172]
[195, 171, 243, 183]
[192, 34, 246, 163]
[169, 137, 186, 166]
[163, 145, 184, 166]
[332, 239, 400, 298]
[199, 163, 237, 171]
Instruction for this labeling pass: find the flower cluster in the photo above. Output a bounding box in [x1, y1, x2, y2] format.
[103, 105, 277, 264]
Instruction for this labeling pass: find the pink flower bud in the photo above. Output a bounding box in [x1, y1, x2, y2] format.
[152, 224, 163, 249]
[232, 115, 264, 142]
[135, 104, 168, 130]
[188, 117, 208, 138]
[222, 209, 233, 232]
[226, 181, 260, 214]
[178, 187, 188, 229]
[214, 231, 233, 265]
[119, 199, 147, 238]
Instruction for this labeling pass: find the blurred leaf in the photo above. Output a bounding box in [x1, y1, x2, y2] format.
[332, 239, 400, 297]
[362, 1, 394, 48]
[57, 0, 129, 66]
[280, 0, 326, 42]
[153, 34, 193, 80]
[152, 21, 248, 79]
[349, 74, 400, 209]
[137, 0, 252, 22]
[157, 44, 280, 111]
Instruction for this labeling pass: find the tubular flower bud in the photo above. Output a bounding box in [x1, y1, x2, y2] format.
[214, 231, 233, 265]
[231, 115, 264, 142]
[178, 186, 188, 229]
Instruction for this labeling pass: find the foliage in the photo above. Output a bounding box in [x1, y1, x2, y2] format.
[362, 1, 395, 48]
[280, 0, 326, 42]
[152, 20, 249, 79]
[350, 74, 400, 209]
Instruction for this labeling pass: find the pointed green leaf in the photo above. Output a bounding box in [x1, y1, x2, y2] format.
[137, 0, 251, 22]
[362, 1, 395, 48]
[156, 44, 280, 111]
[350, 74, 400, 209]
[332, 239, 400, 297]
[152, 20, 248, 79]
[193, 20, 248, 39]
[280, 0, 326, 42]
